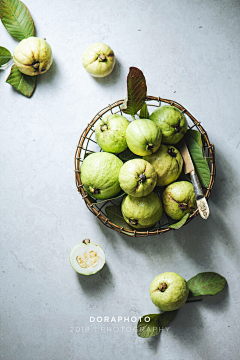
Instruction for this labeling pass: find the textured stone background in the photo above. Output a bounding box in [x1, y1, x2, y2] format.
[1, 0, 240, 359]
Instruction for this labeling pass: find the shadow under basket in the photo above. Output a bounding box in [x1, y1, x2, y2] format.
[75, 96, 216, 237]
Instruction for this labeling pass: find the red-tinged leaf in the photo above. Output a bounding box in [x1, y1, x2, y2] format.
[0, 0, 35, 41]
[6, 64, 36, 97]
[121, 67, 147, 116]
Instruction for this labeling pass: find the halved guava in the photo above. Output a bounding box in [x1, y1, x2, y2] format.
[69, 240, 105, 275]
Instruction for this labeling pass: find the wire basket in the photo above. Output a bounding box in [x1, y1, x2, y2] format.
[75, 96, 216, 237]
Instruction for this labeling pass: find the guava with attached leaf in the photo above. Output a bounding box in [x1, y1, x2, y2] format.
[95, 114, 129, 153]
[80, 152, 123, 199]
[119, 159, 157, 197]
[162, 181, 197, 220]
[13, 37, 52, 76]
[150, 105, 188, 144]
[126, 119, 162, 156]
[121, 192, 162, 229]
[82, 42, 115, 77]
[143, 144, 183, 186]
[150, 272, 189, 311]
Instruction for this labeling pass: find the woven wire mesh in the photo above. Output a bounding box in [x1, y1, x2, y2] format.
[75, 96, 216, 237]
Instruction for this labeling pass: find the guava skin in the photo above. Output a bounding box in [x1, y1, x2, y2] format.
[149, 272, 189, 311]
[119, 159, 157, 197]
[95, 114, 130, 153]
[162, 181, 197, 220]
[126, 119, 162, 156]
[82, 42, 115, 77]
[121, 192, 163, 229]
[150, 105, 188, 145]
[143, 145, 183, 186]
[13, 37, 53, 76]
[80, 152, 123, 199]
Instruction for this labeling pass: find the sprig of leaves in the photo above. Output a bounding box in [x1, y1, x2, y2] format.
[0, 0, 35, 41]
[6, 64, 37, 97]
[138, 272, 226, 338]
[121, 67, 147, 118]
[0, 46, 11, 66]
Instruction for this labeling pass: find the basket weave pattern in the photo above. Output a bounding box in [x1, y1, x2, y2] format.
[75, 96, 216, 237]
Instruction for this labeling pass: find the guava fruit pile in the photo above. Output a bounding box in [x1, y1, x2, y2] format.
[80, 105, 197, 229]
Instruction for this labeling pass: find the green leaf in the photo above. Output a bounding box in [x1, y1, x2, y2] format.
[0, 0, 35, 41]
[169, 213, 190, 229]
[105, 204, 133, 231]
[6, 64, 36, 97]
[0, 46, 11, 66]
[137, 311, 176, 338]
[187, 272, 227, 297]
[121, 67, 147, 116]
[139, 102, 150, 119]
[118, 148, 141, 161]
[185, 131, 211, 188]
[187, 129, 202, 148]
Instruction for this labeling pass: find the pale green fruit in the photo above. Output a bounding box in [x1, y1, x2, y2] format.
[121, 192, 162, 229]
[126, 119, 162, 156]
[162, 181, 197, 220]
[69, 239, 105, 275]
[150, 105, 188, 144]
[119, 159, 157, 197]
[95, 114, 130, 153]
[82, 42, 115, 77]
[80, 152, 123, 199]
[150, 272, 189, 311]
[144, 145, 183, 186]
[13, 37, 52, 76]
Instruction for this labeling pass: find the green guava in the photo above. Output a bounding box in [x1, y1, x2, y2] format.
[149, 272, 189, 311]
[13, 37, 52, 76]
[150, 105, 188, 144]
[95, 114, 130, 153]
[126, 119, 162, 156]
[119, 159, 157, 197]
[143, 145, 183, 186]
[162, 181, 197, 220]
[121, 192, 163, 229]
[82, 42, 115, 77]
[80, 152, 123, 199]
[69, 239, 105, 275]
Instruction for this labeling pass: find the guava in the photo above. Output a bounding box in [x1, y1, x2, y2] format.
[95, 114, 129, 153]
[119, 159, 157, 197]
[150, 105, 188, 145]
[162, 181, 197, 220]
[143, 144, 183, 186]
[121, 192, 163, 229]
[13, 37, 52, 76]
[82, 42, 115, 77]
[126, 119, 162, 156]
[69, 239, 105, 275]
[80, 152, 123, 199]
[149, 272, 189, 311]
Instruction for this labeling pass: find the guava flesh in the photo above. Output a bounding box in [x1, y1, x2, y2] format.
[69, 242, 105, 275]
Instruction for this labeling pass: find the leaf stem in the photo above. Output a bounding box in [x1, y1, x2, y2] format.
[131, 115, 136, 120]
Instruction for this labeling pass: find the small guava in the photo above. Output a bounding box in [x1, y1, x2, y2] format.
[126, 119, 162, 156]
[143, 144, 183, 186]
[149, 272, 189, 311]
[82, 42, 115, 77]
[150, 105, 188, 145]
[69, 239, 105, 275]
[13, 37, 52, 76]
[95, 114, 130, 153]
[121, 192, 163, 229]
[162, 181, 197, 220]
[119, 159, 157, 197]
[80, 152, 123, 199]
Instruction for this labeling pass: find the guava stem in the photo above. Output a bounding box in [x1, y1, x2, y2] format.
[98, 54, 107, 62]
[100, 124, 108, 132]
[168, 147, 177, 158]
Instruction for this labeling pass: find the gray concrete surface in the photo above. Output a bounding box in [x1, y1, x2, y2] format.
[1, 0, 240, 359]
